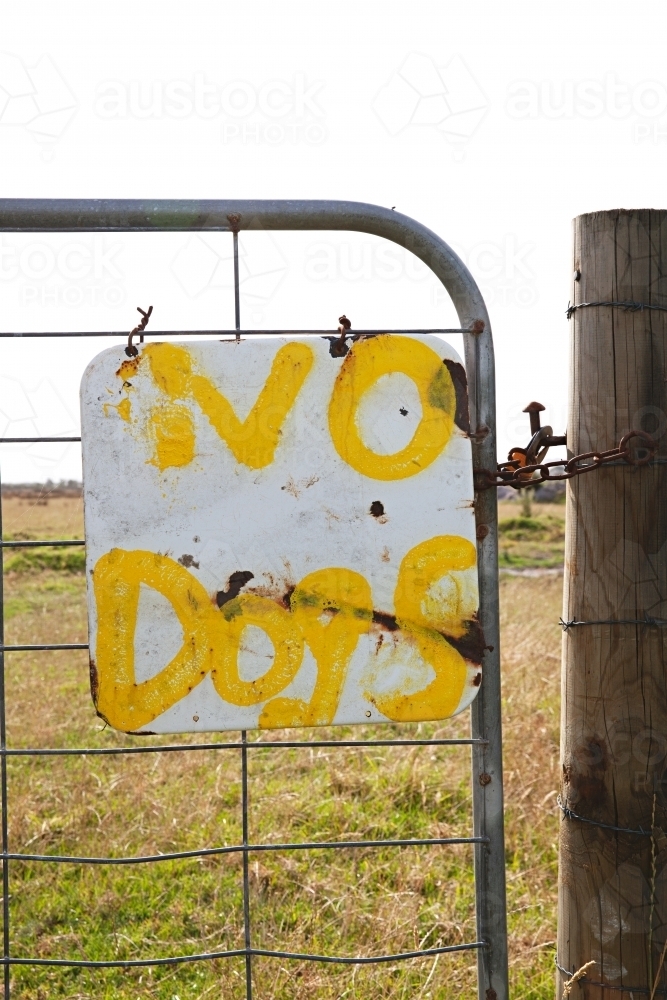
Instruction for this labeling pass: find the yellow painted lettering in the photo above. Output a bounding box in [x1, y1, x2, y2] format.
[259, 568, 372, 728]
[103, 397, 132, 422]
[92, 549, 214, 732]
[328, 335, 455, 480]
[368, 535, 476, 722]
[92, 536, 477, 731]
[149, 402, 196, 471]
[211, 594, 304, 706]
[143, 342, 314, 469]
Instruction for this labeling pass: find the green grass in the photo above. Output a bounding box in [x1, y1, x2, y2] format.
[7, 734, 480, 999]
[498, 514, 565, 569]
[4, 547, 85, 574]
[2, 544, 563, 999]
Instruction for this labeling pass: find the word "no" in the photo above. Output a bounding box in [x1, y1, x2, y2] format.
[113, 335, 461, 481]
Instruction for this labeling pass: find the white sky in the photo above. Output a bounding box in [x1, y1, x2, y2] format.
[0, 0, 665, 482]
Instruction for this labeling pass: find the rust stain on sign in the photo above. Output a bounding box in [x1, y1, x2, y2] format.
[81, 334, 481, 734]
[216, 570, 255, 609]
[116, 356, 142, 379]
[443, 359, 471, 435]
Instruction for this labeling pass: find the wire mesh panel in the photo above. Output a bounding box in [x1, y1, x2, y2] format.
[0, 199, 508, 1000]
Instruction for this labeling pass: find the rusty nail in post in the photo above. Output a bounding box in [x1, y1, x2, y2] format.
[479, 772, 492, 786]
[523, 401, 545, 436]
[476, 524, 490, 540]
[471, 319, 485, 334]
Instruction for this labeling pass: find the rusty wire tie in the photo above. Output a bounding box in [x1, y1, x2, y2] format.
[125, 305, 153, 357]
[560, 612, 667, 631]
[323, 314, 353, 357]
[557, 796, 652, 837]
[475, 429, 657, 491]
[566, 299, 667, 320]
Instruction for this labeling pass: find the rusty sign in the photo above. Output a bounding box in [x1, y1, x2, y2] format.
[80, 334, 482, 734]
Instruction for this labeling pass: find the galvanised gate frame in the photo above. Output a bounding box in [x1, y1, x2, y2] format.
[0, 199, 508, 1000]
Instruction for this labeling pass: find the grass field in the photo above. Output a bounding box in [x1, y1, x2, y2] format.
[0, 493, 564, 999]
[497, 497, 566, 570]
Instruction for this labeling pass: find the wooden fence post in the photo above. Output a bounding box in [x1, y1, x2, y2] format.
[558, 210, 667, 997]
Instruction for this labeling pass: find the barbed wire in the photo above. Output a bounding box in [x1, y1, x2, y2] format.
[557, 796, 653, 837]
[560, 613, 667, 630]
[566, 299, 667, 320]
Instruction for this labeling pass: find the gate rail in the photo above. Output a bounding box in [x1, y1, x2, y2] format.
[0, 199, 507, 1000]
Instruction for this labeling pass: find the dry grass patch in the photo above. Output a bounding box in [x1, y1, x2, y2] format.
[1, 495, 83, 542]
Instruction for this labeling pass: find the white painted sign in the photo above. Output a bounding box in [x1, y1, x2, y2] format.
[80, 334, 483, 734]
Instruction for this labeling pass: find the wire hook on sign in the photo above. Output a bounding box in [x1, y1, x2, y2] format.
[125, 306, 153, 357]
[324, 314, 352, 357]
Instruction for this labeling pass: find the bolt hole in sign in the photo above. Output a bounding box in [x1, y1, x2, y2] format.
[81, 334, 484, 734]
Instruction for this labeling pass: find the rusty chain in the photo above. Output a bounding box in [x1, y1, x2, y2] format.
[475, 428, 657, 491]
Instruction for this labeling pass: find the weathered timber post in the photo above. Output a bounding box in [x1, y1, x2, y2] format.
[558, 210, 667, 997]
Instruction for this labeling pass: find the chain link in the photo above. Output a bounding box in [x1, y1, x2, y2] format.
[475, 429, 657, 491]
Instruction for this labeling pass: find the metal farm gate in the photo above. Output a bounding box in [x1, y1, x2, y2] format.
[0, 199, 508, 1000]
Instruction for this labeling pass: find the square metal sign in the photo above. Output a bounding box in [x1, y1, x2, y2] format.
[80, 334, 483, 734]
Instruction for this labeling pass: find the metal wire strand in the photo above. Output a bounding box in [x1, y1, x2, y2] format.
[0, 328, 468, 339]
[0, 643, 88, 652]
[560, 614, 667, 630]
[0, 540, 84, 548]
[241, 730, 253, 1000]
[557, 796, 652, 836]
[566, 299, 667, 320]
[6, 834, 486, 866]
[4, 940, 485, 969]
[2, 737, 487, 757]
